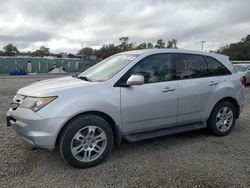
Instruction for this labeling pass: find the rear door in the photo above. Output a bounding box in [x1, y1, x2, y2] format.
[120, 54, 178, 134]
[173, 54, 223, 124]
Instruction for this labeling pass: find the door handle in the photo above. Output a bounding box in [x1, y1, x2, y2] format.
[162, 87, 176, 92]
[209, 81, 218, 86]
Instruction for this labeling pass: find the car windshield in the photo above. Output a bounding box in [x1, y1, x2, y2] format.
[78, 54, 138, 82]
[234, 65, 249, 72]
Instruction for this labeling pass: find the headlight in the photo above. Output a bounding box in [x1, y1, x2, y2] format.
[19, 96, 57, 112]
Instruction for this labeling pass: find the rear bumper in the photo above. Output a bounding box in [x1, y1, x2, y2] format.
[239, 102, 245, 113]
[238, 100, 246, 118]
[6, 108, 66, 150]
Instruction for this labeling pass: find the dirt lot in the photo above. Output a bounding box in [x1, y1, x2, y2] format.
[0, 74, 249, 188]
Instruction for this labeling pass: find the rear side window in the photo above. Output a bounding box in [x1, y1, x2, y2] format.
[205, 56, 231, 76]
[172, 54, 208, 79]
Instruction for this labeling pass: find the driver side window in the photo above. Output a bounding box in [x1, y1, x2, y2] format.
[129, 54, 173, 84]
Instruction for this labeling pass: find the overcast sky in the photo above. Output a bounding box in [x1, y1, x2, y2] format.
[0, 0, 249, 53]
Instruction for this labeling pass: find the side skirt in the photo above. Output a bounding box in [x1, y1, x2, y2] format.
[123, 122, 206, 142]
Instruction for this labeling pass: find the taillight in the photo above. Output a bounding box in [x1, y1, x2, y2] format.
[240, 76, 246, 85]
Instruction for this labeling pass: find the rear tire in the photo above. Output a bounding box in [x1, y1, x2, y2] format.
[207, 101, 236, 136]
[59, 115, 114, 168]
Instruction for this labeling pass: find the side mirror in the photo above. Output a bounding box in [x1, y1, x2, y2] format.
[126, 75, 144, 86]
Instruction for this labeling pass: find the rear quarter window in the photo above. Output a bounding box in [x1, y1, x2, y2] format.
[205, 56, 231, 76]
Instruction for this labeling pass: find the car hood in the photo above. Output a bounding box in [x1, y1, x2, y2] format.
[17, 76, 94, 96]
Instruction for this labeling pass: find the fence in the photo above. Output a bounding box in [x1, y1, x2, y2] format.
[0, 57, 97, 74]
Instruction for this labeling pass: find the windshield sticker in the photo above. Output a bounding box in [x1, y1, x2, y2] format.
[121, 55, 137, 61]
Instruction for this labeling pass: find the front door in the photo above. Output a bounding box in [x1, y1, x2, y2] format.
[120, 54, 178, 134]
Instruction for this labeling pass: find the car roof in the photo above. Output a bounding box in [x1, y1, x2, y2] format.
[233, 64, 250, 66]
[120, 48, 228, 60]
[231, 61, 250, 63]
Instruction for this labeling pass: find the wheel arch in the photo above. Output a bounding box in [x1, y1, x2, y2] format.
[55, 111, 122, 148]
[212, 97, 240, 119]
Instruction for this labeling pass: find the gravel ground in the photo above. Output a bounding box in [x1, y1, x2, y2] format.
[0, 74, 249, 188]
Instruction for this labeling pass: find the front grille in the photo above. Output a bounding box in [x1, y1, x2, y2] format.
[6, 116, 16, 127]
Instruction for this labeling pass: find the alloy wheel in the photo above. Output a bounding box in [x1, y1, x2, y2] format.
[216, 107, 233, 132]
[70, 126, 107, 162]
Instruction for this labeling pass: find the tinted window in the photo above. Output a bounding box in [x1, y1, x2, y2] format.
[205, 56, 231, 76]
[173, 54, 208, 79]
[129, 54, 173, 83]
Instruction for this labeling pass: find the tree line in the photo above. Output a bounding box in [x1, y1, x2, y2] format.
[0, 35, 249, 60]
[0, 37, 177, 58]
[217, 35, 250, 60]
[0, 45, 52, 57]
[78, 37, 178, 59]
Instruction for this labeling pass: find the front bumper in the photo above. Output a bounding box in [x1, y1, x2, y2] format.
[6, 108, 67, 150]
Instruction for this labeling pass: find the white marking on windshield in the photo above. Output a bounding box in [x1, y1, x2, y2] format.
[121, 55, 137, 61]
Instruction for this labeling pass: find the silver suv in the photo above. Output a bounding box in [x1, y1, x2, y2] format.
[6, 49, 245, 168]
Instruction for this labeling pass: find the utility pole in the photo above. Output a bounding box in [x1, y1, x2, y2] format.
[81, 41, 84, 60]
[200, 41, 206, 51]
[173, 39, 177, 48]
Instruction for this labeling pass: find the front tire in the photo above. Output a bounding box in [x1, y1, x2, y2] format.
[59, 115, 114, 168]
[207, 101, 236, 136]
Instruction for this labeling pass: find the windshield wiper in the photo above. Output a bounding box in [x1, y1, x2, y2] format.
[77, 76, 92, 82]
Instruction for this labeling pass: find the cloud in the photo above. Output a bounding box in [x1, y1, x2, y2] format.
[0, 0, 249, 53]
[0, 31, 53, 42]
